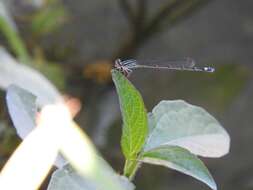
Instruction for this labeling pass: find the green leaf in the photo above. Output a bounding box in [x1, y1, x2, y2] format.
[5, 85, 66, 168]
[111, 70, 148, 159]
[144, 100, 230, 157]
[0, 2, 30, 63]
[0, 2, 17, 31]
[0, 48, 62, 106]
[140, 146, 217, 190]
[6, 85, 37, 139]
[31, 5, 67, 36]
[48, 163, 135, 190]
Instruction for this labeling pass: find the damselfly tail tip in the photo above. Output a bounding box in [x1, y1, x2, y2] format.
[204, 67, 215, 73]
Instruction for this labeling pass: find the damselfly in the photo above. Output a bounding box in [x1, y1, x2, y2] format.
[114, 58, 215, 77]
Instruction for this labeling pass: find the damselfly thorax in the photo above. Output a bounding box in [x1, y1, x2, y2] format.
[114, 58, 215, 77]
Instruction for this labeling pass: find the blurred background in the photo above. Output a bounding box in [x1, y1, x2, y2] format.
[0, 0, 252, 189]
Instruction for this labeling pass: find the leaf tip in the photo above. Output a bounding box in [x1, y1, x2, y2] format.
[210, 180, 217, 190]
[111, 68, 117, 74]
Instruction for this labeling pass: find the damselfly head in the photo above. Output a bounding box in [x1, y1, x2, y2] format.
[114, 59, 133, 77]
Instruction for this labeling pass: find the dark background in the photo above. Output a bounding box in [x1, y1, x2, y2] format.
[0, 0, 253, 189]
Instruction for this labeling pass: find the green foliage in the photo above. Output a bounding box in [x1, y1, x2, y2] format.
[111, 70, 148, 159]
[6, 85, 37, 139]
[112, 70, 148, 179]
[143, 100, 230, 157]
[0, 1, 230, 189]
[48, 163, 135, 190]
[0, 4, 65, 94]
[0, 48, 62, 106]
[140, 146, 216, 190]
[0, 1, 66, 90]
[6, 85, 133, 190]
[112, 69, 230, 189]
[0, 8, 30, 63]
[1, 69, 230, 190]
[31, 5, 68, 37]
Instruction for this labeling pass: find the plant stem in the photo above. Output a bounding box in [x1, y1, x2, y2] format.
[123, 159, 141, 181]
[0, 17, 30, 64]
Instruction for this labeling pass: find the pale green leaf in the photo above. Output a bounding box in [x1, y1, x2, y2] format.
[48, 163, 135, 190]
[141, 146, 217, 190]
[6, 85, 37, 139]
[112, 70, 148, 159]
[6, 85, 66, 168]
[144, 100, 230, 157]
[0, 48, 62, 106]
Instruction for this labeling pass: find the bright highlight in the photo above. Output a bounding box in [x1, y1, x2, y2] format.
[0, 103, 97, 189]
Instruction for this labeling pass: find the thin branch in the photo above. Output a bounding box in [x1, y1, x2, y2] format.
[144, 0, 211, 38]
[146, 0, 184, 32]
[135, 0, 147, 31]
[115, 0, 148, 59]
[114, 0, 211, 59]
[118, 0, 135, 26]
[118, 0, 148, 32]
